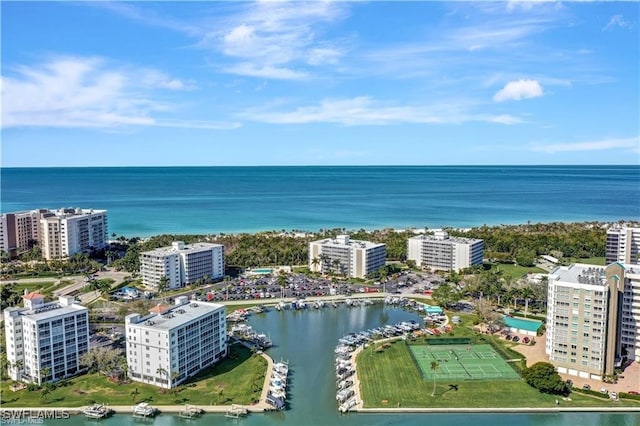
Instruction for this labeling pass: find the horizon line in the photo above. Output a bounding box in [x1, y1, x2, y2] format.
[2, 164, 639, 169]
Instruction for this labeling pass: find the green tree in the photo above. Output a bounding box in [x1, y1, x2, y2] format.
[523, 362, 569, 395]
[431, 283, 460, 308]
[158, 275, 169, 298]
[40, 382, 52, 403]
[430, 361, 439, 396]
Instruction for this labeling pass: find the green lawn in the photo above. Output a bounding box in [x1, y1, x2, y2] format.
[0, 344, 266, 408]
[561, 257, 606, 266]
[490, 264, 546, 280]
[358, 338, 640, 409]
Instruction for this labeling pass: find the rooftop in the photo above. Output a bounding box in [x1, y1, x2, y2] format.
[128, 300, 224, 331]
[142, 241, 223, 256]
[23, 292, 45, 300]
[551, 263, 606, 286]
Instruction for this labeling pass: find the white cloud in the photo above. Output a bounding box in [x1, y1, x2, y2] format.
[239, 96, 523, 126]
[211, 1, 349, 79]
[224, 63, 308, 80]
[530, 137, 639, 154]
[1, 56, 231, 129]
[603, 15, 631, 31]
[493, 79, 544, 102]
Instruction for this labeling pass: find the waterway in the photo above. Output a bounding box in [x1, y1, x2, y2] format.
[35, 304, 638, 425]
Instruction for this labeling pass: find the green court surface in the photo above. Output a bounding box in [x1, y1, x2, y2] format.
[408, 344, 520, 381]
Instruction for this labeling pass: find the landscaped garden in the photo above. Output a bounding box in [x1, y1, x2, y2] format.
[0, 344, 266, 407]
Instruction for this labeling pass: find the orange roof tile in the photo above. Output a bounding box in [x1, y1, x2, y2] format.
[23, 293, 45, 300]
[149, 304, 170, 314]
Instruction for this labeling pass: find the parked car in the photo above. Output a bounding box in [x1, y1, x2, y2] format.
[610, 391, 618, 400]
[600, 387, 608, 394]
[628, 390, 639, 395]
[582, 384, 591, 390]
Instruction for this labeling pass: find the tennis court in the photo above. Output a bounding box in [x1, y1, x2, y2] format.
[408, 344, 520, 381]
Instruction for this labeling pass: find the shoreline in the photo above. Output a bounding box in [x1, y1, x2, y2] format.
[2, 405, 639, 415]
[106, 220, 628, 240]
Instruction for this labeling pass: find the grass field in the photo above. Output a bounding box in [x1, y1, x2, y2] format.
[409, 344, 520, 381]
[0, 344, 266, 407]
[489, 264, 546, 280]
[358, 339, 640, 409]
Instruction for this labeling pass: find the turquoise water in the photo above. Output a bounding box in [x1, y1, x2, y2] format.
[251, 269, 274, 274]
[503, 316, 543, 332]
[2, 166, 639, 237]
[33, 305, 638, 425]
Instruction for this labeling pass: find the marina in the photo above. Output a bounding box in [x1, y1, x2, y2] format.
[6, 305, 640, 426]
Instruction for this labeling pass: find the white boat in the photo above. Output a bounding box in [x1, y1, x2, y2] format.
[177, 404, 203, 419]
[83, 403, 112, 419]
[339, 397, 358, 413]
[225, 404, 248, 418]
[273, 361, 289, 375]
[132, 402, 156, 418]
[336, 388, 355, 403]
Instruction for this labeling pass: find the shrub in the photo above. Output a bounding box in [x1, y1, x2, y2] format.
[522, 362, 569, 396]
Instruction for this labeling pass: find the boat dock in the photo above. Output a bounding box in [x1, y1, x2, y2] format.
[178, 404, 204, 419]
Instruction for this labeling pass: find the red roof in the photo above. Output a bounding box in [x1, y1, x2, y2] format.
[23, 293, 45, 300]
[149, 304, 171, 314]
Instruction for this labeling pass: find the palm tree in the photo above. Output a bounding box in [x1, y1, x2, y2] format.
[311, 257, 320, 272]
[430, 361, 439, 396]
[156, 366, 168, 382]
[130, 387, 140, 403]
[40, 382, 52, 403]
[15, 359, 24, 381]
[39, 366, 51, 385]
[521, 287, 535, 317]
[170, 370, 180, 388]
[158, 275, 169, 300]
[332, 259, 341, 274]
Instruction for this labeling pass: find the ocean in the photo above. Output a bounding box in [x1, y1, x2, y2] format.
[1, 166, 639, 237]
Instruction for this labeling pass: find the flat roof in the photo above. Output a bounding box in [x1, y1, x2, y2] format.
[409, 234, 482, 245]
[19, 304, 87, 322]
[312, 238, 385, 249]
[129, 301, 224, 331]
[551, 263, 606, 286]
[142, 242, 223, 256]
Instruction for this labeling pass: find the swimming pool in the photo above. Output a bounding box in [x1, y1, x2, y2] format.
[251, 268, 274, 274]
[503, 315, 542, 332]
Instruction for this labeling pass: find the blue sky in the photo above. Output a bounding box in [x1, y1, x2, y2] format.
[1, 1, 639, 166]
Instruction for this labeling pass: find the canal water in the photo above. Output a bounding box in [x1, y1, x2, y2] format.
[39, 304, 637, 426]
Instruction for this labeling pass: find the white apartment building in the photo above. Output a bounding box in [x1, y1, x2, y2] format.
[125, 296, 227, 389]
[606, 224, 640, 265]
[407, 231, 484, 272]
[140, 241, 225, 289]
[0, 209, 48, 257]
[545, 262, 640, 381]
[39, 208, 109, 260]
[308, 235, 386, 279]
[4, 293, 89, 385]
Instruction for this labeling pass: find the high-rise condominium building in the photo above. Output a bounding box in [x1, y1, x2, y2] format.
[308, 235, 386, 279]
[407, 231, 484, 272]
[125, 296, 227, 389]
[0, 209, 48, 257]
[38, 208, 109, 260]
[606, 224, 640, 265]
[4, 293, 89, 385]
[545, 263, 640, 381]
[140, 241, 225, 289]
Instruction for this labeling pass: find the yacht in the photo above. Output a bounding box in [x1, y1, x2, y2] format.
[132, 402, 157, 418]
[83, 403, 112, 419]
